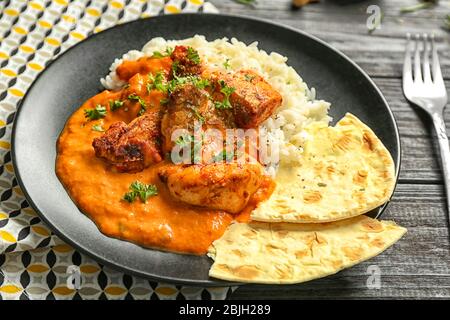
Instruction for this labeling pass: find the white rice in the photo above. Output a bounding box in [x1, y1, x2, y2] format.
[100, 35, 331, 166]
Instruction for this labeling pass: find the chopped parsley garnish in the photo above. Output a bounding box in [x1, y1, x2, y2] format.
[109, 99, 124, 111]
[187, 47, 200, 64]
[147, 71, 166, 93]
[171, 60, 180, 77]
[84, 104, 107, 121]
[160, 98, 169, 105]
[191, 77, 210, 89]
[123, 181, 158, 203]
[128, 93, 147, 115]
[214, 80, 235, 109]
[233, 0, 257, 6]
[223, 59, 231, 69]
[151, 47, 173, 58]
[92, 124, 105, 132]
[189, 107, 205, 122]
[244, 74, 255, 82]
[165, 75, 210, 95]
[175, 134, 194, 146]
[213, 149, 235, 163]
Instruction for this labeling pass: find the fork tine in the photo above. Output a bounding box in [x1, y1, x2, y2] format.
[422, 34, 432, 84]
[431, 34, 444, 85]
[403, 33, 413, 87]
[414, 34, 422, 82]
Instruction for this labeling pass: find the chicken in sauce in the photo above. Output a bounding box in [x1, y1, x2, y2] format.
[159, 162, 263, 214]
[57, 44, 282, 254]
[92, 112, 163, 173]
[91, 45, 282, 213]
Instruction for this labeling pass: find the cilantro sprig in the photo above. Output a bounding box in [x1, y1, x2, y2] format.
[166, 75, 210, 95]
[147, 71, 166, 93]
[151, 47, 174, 58]
[445, 14, 450, 30]
[189, 107, 205, 122]
[128, 93, 147, 115]
[84, 104, 107, 121]
[223, 59, 231, 69]
[92, 124, 104, 132]
[233, 0, 257, 6]
[212, 149, 235, 163]
[109, 100, 123, 111]
[123, 181, 158, 203]
[214, 80, 235, 109]
[187, 47, 200, 64]
[244, 74, 255, 82]
[175, 134, 194, 147]
[400, 0, 436, 13]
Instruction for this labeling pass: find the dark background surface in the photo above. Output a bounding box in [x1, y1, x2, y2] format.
[209, 0, 450, 299]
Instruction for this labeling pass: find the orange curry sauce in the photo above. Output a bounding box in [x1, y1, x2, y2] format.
[56, 56, 274, 255]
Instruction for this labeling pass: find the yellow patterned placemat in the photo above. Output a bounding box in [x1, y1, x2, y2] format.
[0, 0, 233, 300]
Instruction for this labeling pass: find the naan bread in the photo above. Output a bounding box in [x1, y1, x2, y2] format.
[251, 113, 396, 223]
[208, 215, 406, 284]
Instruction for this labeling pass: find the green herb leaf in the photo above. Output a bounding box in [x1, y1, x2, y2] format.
[191, 77, 210, 90]
[123, 181, 158, 203]
[223, 58, 231, 69]
[219, 80, 235, 96]
[190, 107, 205, 122]
[165, 47, 174, 56]
[84, 104, 107, 121]
[187, 47, 200, 64]
[445, 14, 450, 30]
[400, 1, 435, 13]
[213, 149, 235, 163]
[171, 60, 180, 77]
[147, 71, 167, 93]
[233, 0, 257, 6]
[214, 80, 235, 109]
[152, 47, 174, 58]
[92, 124, 105, 132]
[175, 134, 194, 146]
[244, 74, 255, 82]
[165, 75, 210, 95]
[123, 191, 137, 203]
[152, 51, 165, 58]
[128, 93, 147, 115]
[109, 99, 124, 111]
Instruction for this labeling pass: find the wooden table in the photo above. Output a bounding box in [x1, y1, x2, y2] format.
[210, 0, 450, 299]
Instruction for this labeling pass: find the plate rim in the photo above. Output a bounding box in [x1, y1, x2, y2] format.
[10, 12, 401, 286]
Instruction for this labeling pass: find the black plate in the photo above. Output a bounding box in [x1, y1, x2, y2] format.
[11, 14, 400, 286]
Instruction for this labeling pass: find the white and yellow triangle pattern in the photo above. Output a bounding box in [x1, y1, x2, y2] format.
[0, 0, 233, 300]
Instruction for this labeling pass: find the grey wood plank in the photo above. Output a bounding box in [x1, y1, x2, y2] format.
[373, 77, 446, 183]
[211, 0, 450, 78]
[231, 183, 450, 299]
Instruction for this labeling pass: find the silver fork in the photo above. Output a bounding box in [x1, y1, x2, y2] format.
[403, 33, 449, 215]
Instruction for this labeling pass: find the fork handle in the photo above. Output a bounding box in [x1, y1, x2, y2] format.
[432, 112, 450, 216]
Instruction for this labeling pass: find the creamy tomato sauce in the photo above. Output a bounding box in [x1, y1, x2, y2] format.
[56, 57, 273, 255]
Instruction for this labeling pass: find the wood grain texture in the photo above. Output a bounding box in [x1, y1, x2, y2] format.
[209, 0, 450, 299]
[212, 0, 450, 78]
